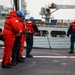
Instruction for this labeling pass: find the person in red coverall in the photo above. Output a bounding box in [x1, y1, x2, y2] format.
[11, 16, 25, 65]
[26, 17, 39, 58]
[18, 19, 26, 60]
[19, 23, 27, 60]
[2, 10, 25, 68]
[19, 33, 26, 59]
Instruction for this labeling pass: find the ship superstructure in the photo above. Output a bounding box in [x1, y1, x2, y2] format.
[40, 3, 75, 23]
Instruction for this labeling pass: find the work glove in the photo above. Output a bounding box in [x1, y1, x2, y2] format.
[0, 35, 4, 41]
[32, 24, 39, 32]
[16, 30, 22, 37]
[0, 33, 4, 41]
[67, 34, 69, 37]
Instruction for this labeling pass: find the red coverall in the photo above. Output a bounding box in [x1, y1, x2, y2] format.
[19, 35, 26, 58]
[2, 10, 23, 66]
[19, 21, 27, 58]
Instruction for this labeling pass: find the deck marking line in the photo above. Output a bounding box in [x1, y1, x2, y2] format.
[50, 53, 75, 61]
[28, 51, 75, 61]
[23, 55, 75, 59]
[0, 56, 75, 63]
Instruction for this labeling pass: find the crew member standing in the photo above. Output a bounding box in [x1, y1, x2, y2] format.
[2, 10, 24, 68]
[67, 20, 75, 54]
[26, 17, 38, 58]
[11, 10, 25, 65]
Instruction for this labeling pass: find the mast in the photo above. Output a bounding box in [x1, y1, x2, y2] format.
[13, 0, 19, 11]
[13, 0, 26, 15]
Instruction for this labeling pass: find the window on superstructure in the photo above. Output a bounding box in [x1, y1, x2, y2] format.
[34, 30, 49, 37]
[51, 31, 66, 37]
[2, 14, 5, 16]
[2, 13, 8, 17]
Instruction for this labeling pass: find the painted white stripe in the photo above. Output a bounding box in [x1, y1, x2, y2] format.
[23, 56, 75, 58]
[33, 56, 75, 58]
[0, 56, 75, 62]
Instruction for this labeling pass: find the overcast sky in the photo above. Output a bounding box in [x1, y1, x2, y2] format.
[0, 0, 75, 20]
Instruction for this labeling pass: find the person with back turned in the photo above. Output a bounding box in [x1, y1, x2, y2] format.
[26, 17, 39, 58]
[67, 20, 75, 54]
[1, 10, 25, 68]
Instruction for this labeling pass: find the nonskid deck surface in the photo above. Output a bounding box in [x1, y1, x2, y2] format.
[0, 47, 75, 75]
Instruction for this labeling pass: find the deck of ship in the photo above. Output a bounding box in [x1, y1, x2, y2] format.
[0, 47, 75, 75]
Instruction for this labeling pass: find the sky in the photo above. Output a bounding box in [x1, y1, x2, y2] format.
[0, 0, 75, 20]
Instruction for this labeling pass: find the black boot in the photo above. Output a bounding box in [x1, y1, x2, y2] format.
[11, 60, 18, 66]
[16, 59, 25, 62]
[26, 54, 33, 58]
[68, 50, 74, 54]
[2, 62, 12, 68]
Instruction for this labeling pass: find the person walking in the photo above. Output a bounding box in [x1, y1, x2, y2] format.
[26, 17, 38, 58]
[2, 10, 25, 68]
[67, 20, 75, 54]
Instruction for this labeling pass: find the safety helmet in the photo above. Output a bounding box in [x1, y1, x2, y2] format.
[16, 10, 25, 19]
[29, 17, 34, 21]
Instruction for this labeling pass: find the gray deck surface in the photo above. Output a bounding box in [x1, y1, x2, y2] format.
[0, 47, 75, 75]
